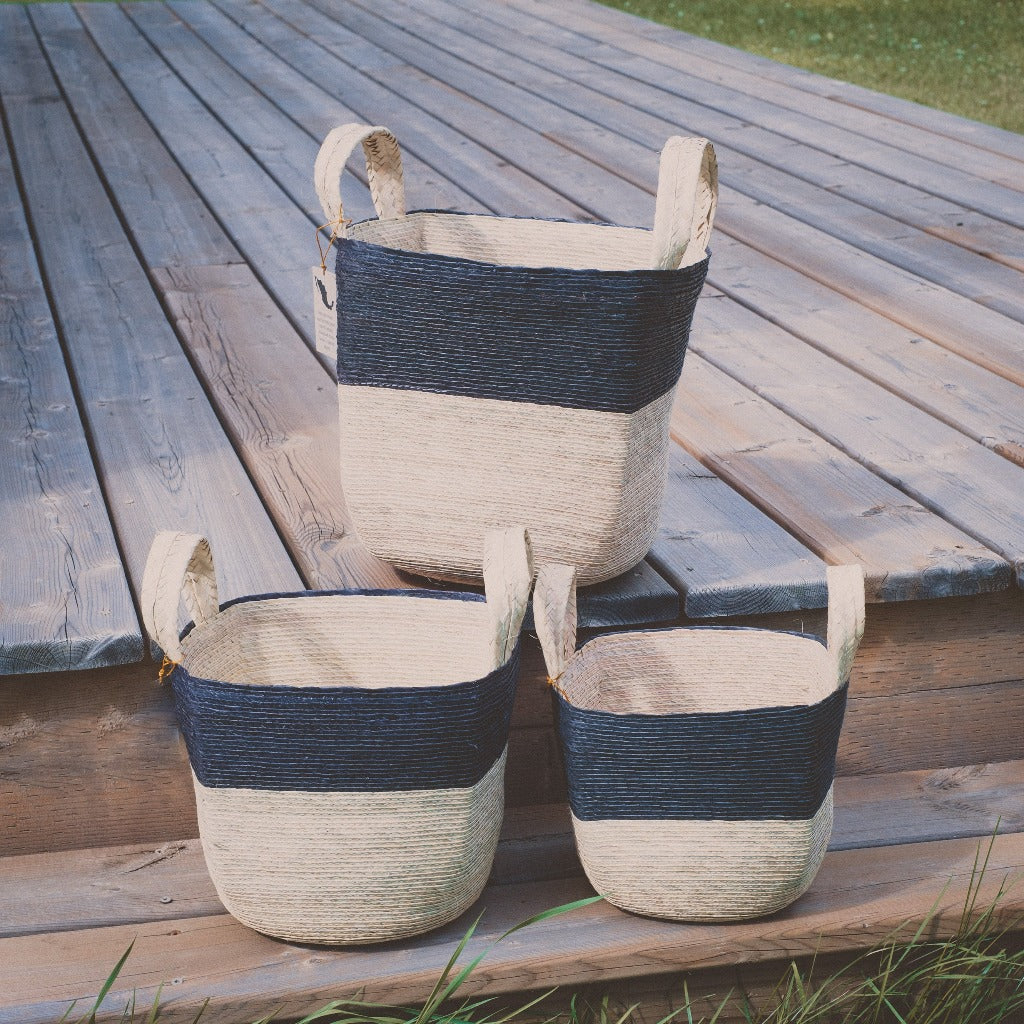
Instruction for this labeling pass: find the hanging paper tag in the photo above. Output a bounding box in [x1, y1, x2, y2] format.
[312, 265, 338, 364]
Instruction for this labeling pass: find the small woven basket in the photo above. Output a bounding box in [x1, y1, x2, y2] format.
[534, 561, 865, 922]
[312, 123, 717, 585]
[141, 527, 533, 945]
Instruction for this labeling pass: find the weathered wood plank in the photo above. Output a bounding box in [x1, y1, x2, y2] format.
[704, 242, 1024, 467]
[720, 189, 1024, 388]
[0, 100, 140, 674]
[217, 0, 632, 219]
[5, 831, 1024, 1024]
[691, 293, 1024, 580]
[153, 264, 407, 589]
[482, 0, 1024, 212]
[70, 1, 317, 347]
[413, 0, 1024, 300]
[7, 757, 1024, 940]
[0, 661, 196, 858]
[651, 448, 828, 618]
[672, 357, 1009, 602]
[840, 677, 1024, 775]
[165, 0, 588, 222]
[0, 5, 301, 615]
[529, 0, 1024, 167]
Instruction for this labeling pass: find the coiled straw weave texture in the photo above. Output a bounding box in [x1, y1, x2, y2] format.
[535, 561, 866, 922]
[141, 527, 533, 945]
[313, 125, 718, 585]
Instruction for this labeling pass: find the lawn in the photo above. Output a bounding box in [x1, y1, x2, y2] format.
[599, 0, 1024, 135]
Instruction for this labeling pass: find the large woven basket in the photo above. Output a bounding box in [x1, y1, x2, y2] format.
[534, 562, 865, 922]
[141, 527, 533, 945]
[311, 124, 717, 585]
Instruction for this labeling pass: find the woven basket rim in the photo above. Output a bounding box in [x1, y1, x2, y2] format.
[171, 635, 520, 700]
[554, 678, 848, 721]
[344, 210, 713, 278]
[577, 622, 826, 654]
[178, 585, 483, 635]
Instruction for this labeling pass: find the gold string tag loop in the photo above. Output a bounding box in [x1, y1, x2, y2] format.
[316, 214, 352, 273]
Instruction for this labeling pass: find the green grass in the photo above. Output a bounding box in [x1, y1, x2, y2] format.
[598, 0, 1024, 135]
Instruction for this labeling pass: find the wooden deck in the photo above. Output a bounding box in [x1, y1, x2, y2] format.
[2, 0, 1024, 1019]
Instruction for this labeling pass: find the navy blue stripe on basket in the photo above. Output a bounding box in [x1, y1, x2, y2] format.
[171, 644, 519, 793]
[557, 683, 848, 821]
[335, 231, 709, 414]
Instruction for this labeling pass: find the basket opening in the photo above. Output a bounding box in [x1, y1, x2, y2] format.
[351, 212, 669, 272]
[562, 628, 837, 714]
[180, 594, 495, 689]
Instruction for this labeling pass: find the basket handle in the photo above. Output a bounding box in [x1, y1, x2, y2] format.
[534, 564, 578, 684]
[314, 123, 406, 232]
[652, 136, 718, 270]
[141, 531, 219, 663]
[483, 526, 535, 668]
[826, 564, 866, 683]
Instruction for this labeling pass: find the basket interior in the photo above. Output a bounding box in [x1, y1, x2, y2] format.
[562, 628, 837, 714]
[350, 212, 702, 272]
[179, 593, 495, 689]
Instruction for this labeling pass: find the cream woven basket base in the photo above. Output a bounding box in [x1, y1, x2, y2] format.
[339, 386, 674, 584]
[572, 790, 833, 922]
[349, 212, 706, 271]
[181, 593, 494, 688]
[195, 750, 506, 945]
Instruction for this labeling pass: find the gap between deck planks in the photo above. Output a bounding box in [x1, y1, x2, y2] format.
[5, 827, 1024, 1024]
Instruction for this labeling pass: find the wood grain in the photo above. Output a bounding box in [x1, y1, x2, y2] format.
[671, 357, 1010, 602]
[0, 5, 301, 615]
[0, 662, 196, 858]
[840, 677, 1024, 775]
[166, 0, 588, 223]
[69, 1, 315, 346]
[5, 831, 1024, 1023]
[703, 242, 1024, 466]
[0, 98, 140, 674]
[690, 293, 1024, 575]
[153, 264, 406, 589]
[652, 446, 828, 618]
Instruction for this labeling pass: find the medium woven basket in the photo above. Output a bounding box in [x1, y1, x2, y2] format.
[311, 124, 718, 585]
[534, 562, 865, 922]
[141, 527, 533, 945]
